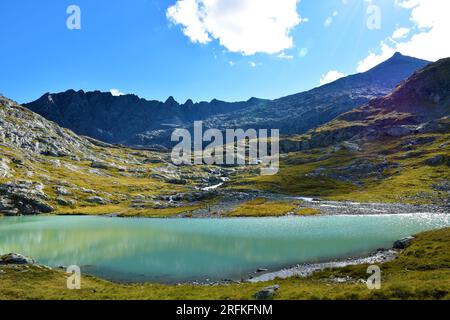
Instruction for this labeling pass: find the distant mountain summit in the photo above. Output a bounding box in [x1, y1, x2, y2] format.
[283, 57, 450, 152]
[25, 53, 430, 148]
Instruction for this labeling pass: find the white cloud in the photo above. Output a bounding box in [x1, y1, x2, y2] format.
[320, 70, 345, 85]
[357, 0, 450, 72]
[166, 0, 306, 55]
[110, 89, 125, 96]
[392, 27, 410, 39]
[277, 51, 294, 60]
[357, 43, 396, 72]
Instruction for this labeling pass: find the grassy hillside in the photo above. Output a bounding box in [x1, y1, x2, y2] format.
[230, 59, 450, 206]
[0, 95, 237, 217]
[233, 132, 450, 205]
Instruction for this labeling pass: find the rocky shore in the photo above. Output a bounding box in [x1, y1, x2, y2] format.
[247, 249, 399, 283]
[185, 190, 449, 218]
[0, 235, 416, 294]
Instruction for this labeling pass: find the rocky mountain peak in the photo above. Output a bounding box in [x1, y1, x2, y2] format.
[297, 57, 450, 152]
[24, 54, 432, 148]
[165, 96, 179, 107]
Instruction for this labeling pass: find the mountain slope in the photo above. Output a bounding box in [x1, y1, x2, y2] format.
[301, 57, 450, 149]
[0, 95, 229, 216]
[24, 91, 267, 148]
[0, 56, 448, 216]
[239, 57, 450, 206]
[24, 53, 430, 148]
[207, 52, 431, 134]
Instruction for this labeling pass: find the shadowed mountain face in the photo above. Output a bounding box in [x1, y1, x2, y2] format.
[25, 53, 430, 148]
[280, 57, 450, 152]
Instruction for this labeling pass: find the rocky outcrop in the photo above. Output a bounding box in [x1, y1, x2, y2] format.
[0, 158, 12, 178]
[0, 253, 35, 265]
[425, 155, 449, 166]
[393, 236, 415, 249]
[254, 285, 280, 300]
[306, 158, 400, 185]
[86, 196, 110, 205]
[56, 198, 77, 206]
[0, 97, 94, 158]
[0, 181, 54, 215]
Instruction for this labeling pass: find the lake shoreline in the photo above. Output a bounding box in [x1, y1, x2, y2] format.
[3, 246, 401, 287]
[246, 248, 399, 284]
[55, 196, 450, 219]
[1, 189, 448, 218]
[1, 213, 448, 286]
[1, 228, 449, 300]
[170, 246, 401, 286]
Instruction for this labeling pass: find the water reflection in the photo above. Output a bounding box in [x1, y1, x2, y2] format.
[0, 214, 448, 283]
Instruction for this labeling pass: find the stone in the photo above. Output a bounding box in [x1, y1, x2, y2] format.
[0, 181, 54, 215]
[425, 155, 446, 166]
[54, 186, 72, 196]
[432, 181, 450, 192]
[57, 198, 77, 206]
[0, 159, 11, 178]
[393, 236, 415, 249]
[0, 253, 35, 265]
[80, 187, 97, 194]
[254, 285, 280, 300]
[86, 196, 110, 205]
[91, 161, 112, 170]
[341, 141, 361, 152]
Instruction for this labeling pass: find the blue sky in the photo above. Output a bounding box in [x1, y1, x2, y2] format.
[0, 0, 448, 104]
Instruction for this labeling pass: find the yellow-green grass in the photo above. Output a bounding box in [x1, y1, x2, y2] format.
[117, 204, 204, 218]
[1, 228, 449, 300]
[231, 133, 450, 205]
[2, 131, 449, 219]
[0, 144, 205, 217]
[330, 133, 450, 204]
[226, 198, 299, 217]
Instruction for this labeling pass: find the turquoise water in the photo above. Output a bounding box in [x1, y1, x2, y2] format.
[0, 214, 449, 283]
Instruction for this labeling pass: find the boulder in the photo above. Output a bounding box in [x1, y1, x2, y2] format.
[86, 196, 110, 205]
[80, 187, 97, 194]
[254, 285, 280, 300]
[425, 155, 446, 166]
[0, 159, 11, 178]
[432, 181, 450, 192]
[0, 253, 35, 265]
[341, 141, 361, 152]
[54, 186, 72, 196]
[393, 236, 415, 249]
[0, 181, 54, 215]
[57, 198, 77, 206]
[91, 161, 112, 170]
[0, 197, 18, 215]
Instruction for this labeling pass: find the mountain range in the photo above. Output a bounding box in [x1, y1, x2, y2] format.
[1, 53, 449, 216]
[25, 52, 430, 148]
